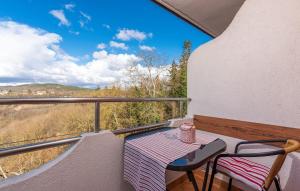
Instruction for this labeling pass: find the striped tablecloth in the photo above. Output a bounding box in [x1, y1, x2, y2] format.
[123, 128, 216, 191]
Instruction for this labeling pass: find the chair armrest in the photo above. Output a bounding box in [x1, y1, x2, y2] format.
[234, 139, 287, 153]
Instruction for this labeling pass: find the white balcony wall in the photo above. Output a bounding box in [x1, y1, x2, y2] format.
[188, 0, 300, 190]
[0, 132, 134, 191]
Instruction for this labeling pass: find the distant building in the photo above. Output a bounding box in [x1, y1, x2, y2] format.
[34, 90, 47, 96]
[0, 90, 9, 95]
[21, 89, 29, 95]
[49, 90, 55, 94]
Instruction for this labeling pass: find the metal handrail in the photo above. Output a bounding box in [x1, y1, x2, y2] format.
[0, 97, 190, 132]
[0, 97, 190, 105]
[0, 136, 81, 158]
[112, 121, 170, 135]
[0, 122, 170, 158]
[0, 97, 190, 158]
[0, 132, 81, 147]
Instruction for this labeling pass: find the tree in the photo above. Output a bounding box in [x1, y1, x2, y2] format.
[177, 40, 191, 98]
[168, 60, 178, 97]
[101, 51, 171, 130]
[167, 41, 192, 116]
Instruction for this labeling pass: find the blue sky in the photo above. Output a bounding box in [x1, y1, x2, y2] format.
[0, 0, 211, 87]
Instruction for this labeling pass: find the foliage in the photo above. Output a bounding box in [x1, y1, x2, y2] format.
[168, 40, 191, 98]
[168, 40, 191, 114]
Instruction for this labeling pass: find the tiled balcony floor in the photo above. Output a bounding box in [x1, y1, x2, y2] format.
[167, 170, 242, 191]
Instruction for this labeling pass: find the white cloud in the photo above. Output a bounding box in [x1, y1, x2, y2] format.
[81, 54, 91, 61]
[116, 29, 152, 41]
[139, 45, 155, 51]
[0, 20, 152, 87]
[65, 3, 75, 11]
[80, 11, 91, 21]
[49, 10, 70, 26]
[79, 20, 85, 28]
[97, 43, 106, 49]
[79, 11, 91, 28]
[102, 24, 110, 29]
[69, 30, 80, 35]
[109, 41, 128, 50]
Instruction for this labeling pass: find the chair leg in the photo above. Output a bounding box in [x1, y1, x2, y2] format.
[274, 177, 281, 191]
[227, 178, 232, 191]
[187, 171, 199, 191]
[207, 170, 216, 191]
[202, 161, 210, 191]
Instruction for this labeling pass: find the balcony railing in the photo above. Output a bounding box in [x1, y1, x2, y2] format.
[0, 97, 190, 158]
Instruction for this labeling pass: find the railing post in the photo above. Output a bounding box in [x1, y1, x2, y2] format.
[179, 100, 183, 118]
[171, 101, 176, 119]
[94, 102, 100, 132]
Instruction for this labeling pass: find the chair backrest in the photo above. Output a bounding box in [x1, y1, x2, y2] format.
[264, 139, 300, 189]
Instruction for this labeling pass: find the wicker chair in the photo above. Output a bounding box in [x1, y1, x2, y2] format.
[207, 139, 300, 191]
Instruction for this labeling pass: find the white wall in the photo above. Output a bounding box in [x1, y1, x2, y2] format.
[188, 0, 300, 190]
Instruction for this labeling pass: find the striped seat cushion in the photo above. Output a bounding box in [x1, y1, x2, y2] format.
[217, 157, 270, 191]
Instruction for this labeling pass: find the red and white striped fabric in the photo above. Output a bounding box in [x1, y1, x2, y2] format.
[216, 157, 271, 191]
[123, 128, 216, 191]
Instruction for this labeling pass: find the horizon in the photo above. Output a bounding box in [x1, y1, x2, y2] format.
[0, 0, 211, 88]
[0, 82, 121, 89]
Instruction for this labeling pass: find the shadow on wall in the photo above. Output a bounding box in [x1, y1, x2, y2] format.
[284, 154, 300, 191]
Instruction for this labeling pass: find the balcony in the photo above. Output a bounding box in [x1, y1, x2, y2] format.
[0, 97, 298, 191]
[0, 0, 300, 190]
[0, 97, 195, 190]
[0, 97, 234, 191]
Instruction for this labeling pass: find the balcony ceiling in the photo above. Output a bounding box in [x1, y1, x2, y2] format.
[153, 0, 245, 37]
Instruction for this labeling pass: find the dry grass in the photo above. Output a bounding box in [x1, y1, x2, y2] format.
[0, 103, 94, 178]
[0, 146, 67, 178]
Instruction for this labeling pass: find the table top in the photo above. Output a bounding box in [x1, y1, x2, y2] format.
[167, 138, 226, 171]
[126, 127, 227, 171]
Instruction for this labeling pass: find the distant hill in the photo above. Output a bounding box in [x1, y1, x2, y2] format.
[0, 83, 92, 97]
[0, 83, 88, 91]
